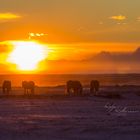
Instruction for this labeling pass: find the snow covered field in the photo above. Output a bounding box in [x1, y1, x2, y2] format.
[0, 87, 140, 140]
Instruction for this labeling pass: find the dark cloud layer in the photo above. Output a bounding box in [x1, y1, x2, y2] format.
[87, 47, 140, 63]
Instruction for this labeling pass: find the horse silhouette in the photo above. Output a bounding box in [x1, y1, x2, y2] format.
[67, 80, 83, 95]
[90, 80, 100, 95]
[2, 81, 11, 94]
[22, 81, 35, 95]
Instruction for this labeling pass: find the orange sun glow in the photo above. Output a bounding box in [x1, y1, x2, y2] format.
[7, 41, 48, 71]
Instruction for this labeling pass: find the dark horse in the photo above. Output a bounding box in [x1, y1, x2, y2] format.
[22, 81, 35, 95]
[90, 80, 100, 95]
[66, 80, 83, 95]
[2, 81, 12, 94]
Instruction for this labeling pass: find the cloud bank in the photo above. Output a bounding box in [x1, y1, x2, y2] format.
[87, 47, 140, 63]
[43, 47, 140, 74]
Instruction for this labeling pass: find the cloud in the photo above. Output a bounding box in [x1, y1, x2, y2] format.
[29, 33, 48, 39]
[0, 13, 21, 21]
[75, 47, 140, 73]
[42, 48, 140, 74]
[109, 15, 126, 21]
[86, 47, 140, 63]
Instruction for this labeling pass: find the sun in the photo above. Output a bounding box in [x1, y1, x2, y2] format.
[8, 41, 48, 71]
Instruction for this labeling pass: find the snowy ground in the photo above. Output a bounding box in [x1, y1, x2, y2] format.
[0, 87, 140, 140]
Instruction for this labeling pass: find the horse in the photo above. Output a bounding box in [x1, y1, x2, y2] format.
[22, 81, 35, 95]
[2, 81, 12, 94]
[66, 80, 83, 95]
[90, 80, 100, 95]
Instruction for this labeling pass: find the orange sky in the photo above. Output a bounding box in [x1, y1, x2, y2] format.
[0, 0, 140, 73]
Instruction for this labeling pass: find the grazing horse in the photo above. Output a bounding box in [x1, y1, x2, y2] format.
[67, 80, 83, 95]
[2, 80, 11, 94]
[22, 81, 35, 95]
[90, 80, 100, 95]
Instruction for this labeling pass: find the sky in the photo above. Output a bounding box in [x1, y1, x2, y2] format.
[0, 0, 140, 74]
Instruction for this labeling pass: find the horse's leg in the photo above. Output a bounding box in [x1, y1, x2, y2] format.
[5, 88, 7, 94]
[93, 87, 95, 95]
[27, 89, 29, 95]
[95, 87, 98, 96]
[32, 88, 34, 95]
[67, 88, 71, 96]
[25, 88, 27, 95]
[24, 88, 25, 95]
[2, 87, 5, 94]
[7, 88, 10, 95]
